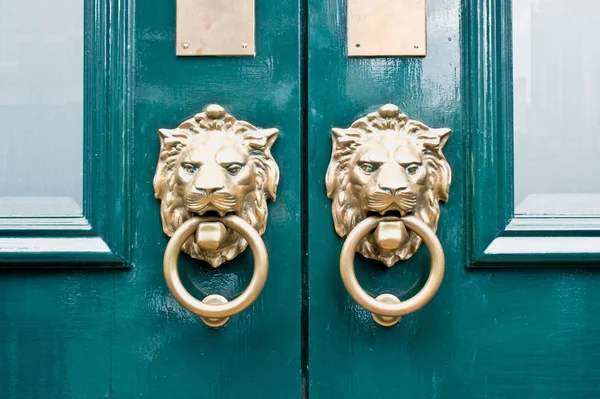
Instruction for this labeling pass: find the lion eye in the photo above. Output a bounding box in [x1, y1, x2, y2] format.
[406, 164, 421, 176]
[359, 163, 378, 174]
[226, 164, 243, 176]
[181, 163, 197, 175]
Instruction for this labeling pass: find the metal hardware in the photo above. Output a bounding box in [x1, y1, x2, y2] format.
[372, 294, 403, 327]
[176, 0, 255, 56]
[327, 104, 451, 325]
[340, 215, 445, 326]
[163, 216, 268, 327]
[326, 104, 451, 266]
[154, 104, 278, 326]
[348, 0, 426, 57]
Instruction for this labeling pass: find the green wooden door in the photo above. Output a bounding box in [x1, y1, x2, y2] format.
[307, 0, 600, 398]
[0, 0, 303, 397]
[3, 0, 600, 398]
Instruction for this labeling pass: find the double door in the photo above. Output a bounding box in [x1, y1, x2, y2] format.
[2, 0, 600, 398]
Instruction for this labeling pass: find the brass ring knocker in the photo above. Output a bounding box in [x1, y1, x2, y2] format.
[340, 215, 444, 326]
[163, 215, 268, 327]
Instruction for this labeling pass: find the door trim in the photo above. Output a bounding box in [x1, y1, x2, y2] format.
[463, 0, 600, 267]
[0, 0, 135, 268]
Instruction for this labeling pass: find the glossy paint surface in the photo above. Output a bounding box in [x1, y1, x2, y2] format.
[0, 0, 302, 398]
[308, 0, 600, 397]
[3, 0, 600, 397]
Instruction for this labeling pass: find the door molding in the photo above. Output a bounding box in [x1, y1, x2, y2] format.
[0, 0, 135, 267]
[463, 0, 600, 267]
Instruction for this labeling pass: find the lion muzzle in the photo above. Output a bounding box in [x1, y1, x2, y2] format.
[186, 191, 238, 216]
[366, 191, 417, 215]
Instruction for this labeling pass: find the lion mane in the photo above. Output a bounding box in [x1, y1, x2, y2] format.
[326, 104, 451, 266]
[153, 105, 279, 267]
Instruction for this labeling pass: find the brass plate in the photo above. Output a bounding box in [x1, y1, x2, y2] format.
[347, 0, 426, 57]
[176, 0, 255, 56]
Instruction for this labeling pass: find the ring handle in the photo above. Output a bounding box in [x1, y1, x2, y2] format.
[163, 215, 268, 327]
[340, 215, 445, 327]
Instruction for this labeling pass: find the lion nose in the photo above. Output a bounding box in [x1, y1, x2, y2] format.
[378, 164, 408, 195]
[195, 186, 224, 196]
[193, 170, 224, 194]
[380, 186, 408, 196]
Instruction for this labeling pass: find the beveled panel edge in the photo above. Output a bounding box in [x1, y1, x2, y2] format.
[472, 236, 600, 267]
[0, 237, 126, 267]
[505, 217, 600, 234]
[0, 216, 92, 235]
[463, 0, 600, 268]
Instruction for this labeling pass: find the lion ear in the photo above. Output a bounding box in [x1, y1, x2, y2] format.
[245, 129, 279, 201]
[416, 128, 451, 152]
[416, 127, 451, 202]
[331, 127, 363, 151]
[326, 128, 362, 198]
[158, 128, 189, 151]
[239, 127, 279, 200]
[436, 157, 452, 202]
[153, 128, 188, 199]
[261, 128, 279, 152]
[256, 128, 280, 201]
[326, 129, 345, 198]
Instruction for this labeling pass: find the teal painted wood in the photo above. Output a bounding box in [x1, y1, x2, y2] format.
[0, 0, 133, 267]
[0, 270, 116, 398]
[116, 0, 303, 395]
[124, 0, 304, 396]
[464, 0, 600, 267]
[463, 0, 514, 264]
[308, 0, 600, 397]
[0, 1, 302, 399]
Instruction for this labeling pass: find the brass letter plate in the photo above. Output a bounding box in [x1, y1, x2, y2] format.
[176, 0, 255, 56]
[348, 0, 426, 57]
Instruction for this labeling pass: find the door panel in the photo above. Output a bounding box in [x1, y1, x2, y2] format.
[308, 1, 600, 398]
[0, 271, 114, 397]
[308, 0, 462, 396]
[0, 0, 303, 397]
[122, 0, 303, 395]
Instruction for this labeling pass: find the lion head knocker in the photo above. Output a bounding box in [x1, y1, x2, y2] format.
[326, 104, 451, 266]
[154, 104, 279, 268]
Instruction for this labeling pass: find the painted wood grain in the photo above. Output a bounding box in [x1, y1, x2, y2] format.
[0, 0, 303, 397]
[308, 0, 600, 397]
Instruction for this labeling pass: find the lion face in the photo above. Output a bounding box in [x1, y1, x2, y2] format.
[173, 134, 257, 218]
[154, 105, 279, 267]
[326, 104, 451, 266]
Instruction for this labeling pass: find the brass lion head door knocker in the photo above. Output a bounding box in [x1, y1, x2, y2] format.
[154, 104, 278, 327]
[327, 104, 451, 326]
